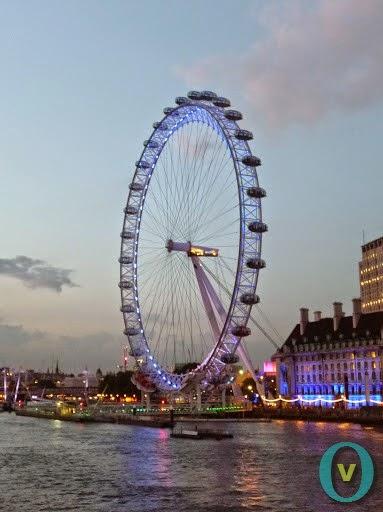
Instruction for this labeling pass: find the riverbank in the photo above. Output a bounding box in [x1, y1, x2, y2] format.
[15, 408, 173, 428]
[260, 407, 383, 426]
[14, 403, 383, 428]
[179, 407, 383, 426]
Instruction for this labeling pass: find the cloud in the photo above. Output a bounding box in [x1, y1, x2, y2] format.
[0, 255, 78, 292]
[0, 320, 122, 371]
[176, 0, 383, 129]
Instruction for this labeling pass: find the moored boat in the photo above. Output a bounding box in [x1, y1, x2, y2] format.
[171, 426, 233, 440]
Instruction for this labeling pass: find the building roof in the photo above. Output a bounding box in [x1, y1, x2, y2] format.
[57, 375, 99, 388]
[283, 311, 383, 349]
[362, 236, 383, 253]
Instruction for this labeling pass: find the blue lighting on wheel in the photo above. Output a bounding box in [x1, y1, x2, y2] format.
[119, 94, 263, 393]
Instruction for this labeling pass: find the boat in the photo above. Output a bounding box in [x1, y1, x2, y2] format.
[171, 426, 233, 440]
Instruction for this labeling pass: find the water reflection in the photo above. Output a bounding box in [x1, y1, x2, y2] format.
[0, 414, 382, 512]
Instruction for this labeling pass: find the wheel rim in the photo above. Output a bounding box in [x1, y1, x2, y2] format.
[120, 94, 265, 392]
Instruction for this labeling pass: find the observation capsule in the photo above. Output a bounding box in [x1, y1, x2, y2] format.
[119, 280, 133, 289]
[119, 255, 133, 264]
[129, 182, 145, 192]
[247, 187, 266, 199]
[175, 96, 190, 105]
[135, 160, 151, 169]
[220, 353, 240, 364]
[224, 110, 242, 121]
[235, 129, 253, 141]
[120, 304, 135, 313]
[200, 90, 217, 101]
[163, 107, 178, 115]
[120, 230, 134, 240]
[143, 139, 159, 148]
[248, 221, 268, 233]
[212, 96, 231, 108]
[153, 121, 168, 130]
[242, 155, 261, 167]
[124, 206, 138, 215]
[187, 90, 202, 100]
[246, 258, 266, 270]
[231, 325, 251, 337]
[240, 293, 260, 305]
[124, 327, 140, 336]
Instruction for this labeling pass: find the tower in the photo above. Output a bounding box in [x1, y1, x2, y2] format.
[359, 236, 383, 313]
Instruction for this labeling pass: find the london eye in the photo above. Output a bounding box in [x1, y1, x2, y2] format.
[119, 91, 267, 393]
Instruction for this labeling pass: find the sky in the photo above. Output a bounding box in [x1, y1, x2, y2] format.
[1, 0, 382, 372]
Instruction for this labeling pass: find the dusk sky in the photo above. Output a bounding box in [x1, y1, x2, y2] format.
[1, 0, 382, 372]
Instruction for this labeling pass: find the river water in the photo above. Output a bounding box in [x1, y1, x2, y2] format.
[1, 413, 382, 512]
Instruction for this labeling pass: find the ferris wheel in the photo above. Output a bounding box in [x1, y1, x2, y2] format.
[119, 91, 267, 393]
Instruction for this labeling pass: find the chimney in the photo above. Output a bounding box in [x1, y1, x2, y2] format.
[352, 298, 362, 329]
[333, 302, 343, 331]
[300, 307, 309, 335]
[314, 311, 322, 322]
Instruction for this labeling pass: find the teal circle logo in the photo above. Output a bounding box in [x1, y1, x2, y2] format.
[319, 442, 374, 503]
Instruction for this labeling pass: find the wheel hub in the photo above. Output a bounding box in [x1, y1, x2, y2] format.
[166, 239, 219, 257]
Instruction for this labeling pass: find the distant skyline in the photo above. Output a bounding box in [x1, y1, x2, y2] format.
[1, 0, 382, 371]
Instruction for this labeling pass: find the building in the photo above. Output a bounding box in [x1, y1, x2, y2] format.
[360, 236, 383, 313]
[55, 373, 99, 396]
[272, 300, 383, 403]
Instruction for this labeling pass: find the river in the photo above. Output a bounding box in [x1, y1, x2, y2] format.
[0, 413, 382, 512]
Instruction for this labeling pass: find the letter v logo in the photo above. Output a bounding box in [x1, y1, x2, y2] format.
[337, 463, 357, 482]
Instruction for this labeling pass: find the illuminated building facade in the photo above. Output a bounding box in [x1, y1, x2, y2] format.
[360, 236, 383, 313]
[272, 301, 383, 405]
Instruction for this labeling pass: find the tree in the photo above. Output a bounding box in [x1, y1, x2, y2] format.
[241, 377, 256, 396]
[99, 371, 139, 396]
